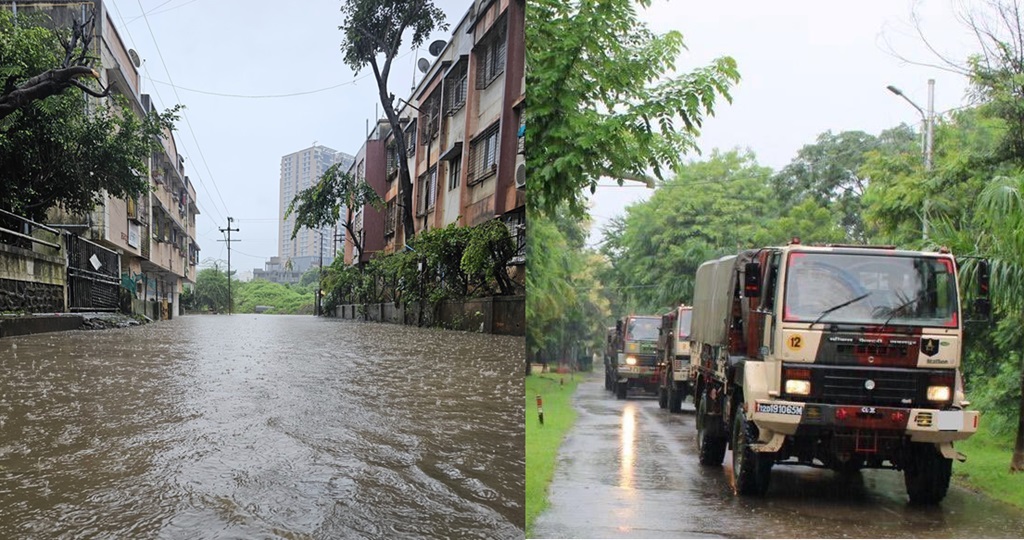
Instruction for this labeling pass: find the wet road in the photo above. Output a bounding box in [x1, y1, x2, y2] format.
[532, 372, 1024, 539]
[0, 315, 524, 539]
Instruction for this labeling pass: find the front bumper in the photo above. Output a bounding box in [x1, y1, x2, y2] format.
[750, 399, 979, 443]
[617, 365, 658, 380]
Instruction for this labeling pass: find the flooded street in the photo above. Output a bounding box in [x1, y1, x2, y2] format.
[532, 373, 1024, 539]
[0, 315, 524, 539]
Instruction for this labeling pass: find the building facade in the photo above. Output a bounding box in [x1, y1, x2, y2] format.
[346, 0, 526, 265]
[8, 0, 200, 318]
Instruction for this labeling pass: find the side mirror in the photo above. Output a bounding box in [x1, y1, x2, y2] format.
[744, 262, 761, 298]
[977, 259, 990, 297]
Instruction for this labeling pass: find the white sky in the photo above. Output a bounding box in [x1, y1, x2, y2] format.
[587, 0, 983, 247]
[105, 0, 468, 275]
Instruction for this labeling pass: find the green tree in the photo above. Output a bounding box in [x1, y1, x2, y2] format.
[193, 266, 231, 313]
[601, 150, 775, 312]
[0, 9, 180, 222]
[286, 164, 384, 256]
[772, 127, 917, 241]
[338, 0, 447, 240]
[527, 0, 740, 218]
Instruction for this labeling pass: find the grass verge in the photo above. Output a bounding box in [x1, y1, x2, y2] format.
[525, 372, 581, 537]
[953, 424, 1024, 509]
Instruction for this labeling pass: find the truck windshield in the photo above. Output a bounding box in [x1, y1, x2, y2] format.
[783, 252, 959, 328]
[677, 310, 692, 339]
[626, 317, 660, 341]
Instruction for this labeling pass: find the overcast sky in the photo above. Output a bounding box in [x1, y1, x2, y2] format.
[106, 0, 467, 278]
[587, 0, 983, 247]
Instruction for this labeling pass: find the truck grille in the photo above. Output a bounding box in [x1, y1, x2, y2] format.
[784, 364, 950, 408]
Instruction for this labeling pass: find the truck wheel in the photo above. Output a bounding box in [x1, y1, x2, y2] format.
[732, 406, 772, 496]
[658, 375, 668, 409]
[697, 392, 727, 466]
[605, 371, 612, 391]
[616, 381, 627, 400]
[904, 442, 952, 504]
[669, 382, 683, 413]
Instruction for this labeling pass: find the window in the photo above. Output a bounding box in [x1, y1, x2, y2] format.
[468, 123, 500, 184]
[444, 59, 468, 115]
[384, 198, 397, 236]
[386, 143, 399, 179]
[420, 90, 442, 143]
[448, 156, 461, 191]
[417, 166, 438, 214]
[476, 17, 507, 89]
[405, 120, 417, 156]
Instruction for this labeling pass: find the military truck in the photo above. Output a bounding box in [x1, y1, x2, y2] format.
[608, 315, 661, 399]
[657, 305, 694, 413]
[690, 241, 986, 503]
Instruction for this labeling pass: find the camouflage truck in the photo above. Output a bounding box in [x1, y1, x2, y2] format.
[657, 305, 694, 413]
[690, 241, 987, 503]
[609, 315, 661, 399]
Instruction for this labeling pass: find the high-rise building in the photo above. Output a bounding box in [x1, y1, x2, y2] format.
[278, 145, 354, 268]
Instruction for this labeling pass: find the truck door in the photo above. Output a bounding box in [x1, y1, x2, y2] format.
[758, 251, 781, 358]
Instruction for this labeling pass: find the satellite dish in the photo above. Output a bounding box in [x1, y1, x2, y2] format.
[417, 58, 430, 74]
[128, 49, 141, 68]
[428, 40, 447, 56]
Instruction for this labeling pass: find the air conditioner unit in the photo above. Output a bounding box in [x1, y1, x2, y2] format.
[514, 154, 526, 189]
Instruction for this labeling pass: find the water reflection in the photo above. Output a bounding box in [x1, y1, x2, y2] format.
[619, 403, 637, 490]
[0, 316, 524, 539]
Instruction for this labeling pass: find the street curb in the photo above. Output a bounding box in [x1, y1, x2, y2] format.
[0, 315, 84, 338]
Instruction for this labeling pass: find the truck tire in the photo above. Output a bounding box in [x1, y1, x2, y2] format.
[658, 370, 668, 409]
[616, 380, 628, 400]
[697, 392, 727, 466]
[605, 370, 612, 391]
[904, 442, 952, 504]
[669, 382, 684, 413]
[732, 406, 772, 496]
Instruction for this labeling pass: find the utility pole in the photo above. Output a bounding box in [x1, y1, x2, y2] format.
[218, 217, 239, 314]
[315, 231, 324, 316]
[886, 79, 935, 240]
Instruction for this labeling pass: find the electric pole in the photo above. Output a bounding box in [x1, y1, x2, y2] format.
[316, 231, 324, 316]
[218, 217, 240, 314]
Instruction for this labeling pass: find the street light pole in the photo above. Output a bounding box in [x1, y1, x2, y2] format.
[887, 79, 935, 239]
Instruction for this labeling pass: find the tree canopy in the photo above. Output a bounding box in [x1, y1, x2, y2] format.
[527, 0, 740, 218]
[286, 163, 384, 256]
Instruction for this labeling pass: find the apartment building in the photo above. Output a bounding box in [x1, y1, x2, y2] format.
[278, 145, 354, 269]
[346, 0, 526, 264]
[9, 0, 200, 318]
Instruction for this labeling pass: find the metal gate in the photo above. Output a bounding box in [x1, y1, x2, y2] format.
[66, 234, 121, 312]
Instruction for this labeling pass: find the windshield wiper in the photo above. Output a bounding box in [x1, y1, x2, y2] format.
[881, 291, 926, 328]
[810, 293, 871, 328]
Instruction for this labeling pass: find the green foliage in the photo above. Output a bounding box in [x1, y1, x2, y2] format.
[193, 267, 231, 312]
[0, 10, 180, 221]
[234, 279, 314, 315]
[338, 0, 448, 75]
[526, 210, 609, 363]
[525, 373, 580, 536]
[285, 164, 383, 253]
[773, 127, 917, 241]
[601, 150, 781, 312]
[527, 0, 740, 218]
[319, 219, 522, 313]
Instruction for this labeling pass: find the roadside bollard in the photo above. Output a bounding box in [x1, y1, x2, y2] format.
[536, 395, 544, 425]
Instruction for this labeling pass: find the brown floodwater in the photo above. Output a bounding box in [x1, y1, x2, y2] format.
[0, 315, 524, 539]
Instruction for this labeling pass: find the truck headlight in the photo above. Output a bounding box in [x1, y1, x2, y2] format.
[785, 379, 811, 396]
[625, 356, 637, 366]
[927, 385, 951, 402]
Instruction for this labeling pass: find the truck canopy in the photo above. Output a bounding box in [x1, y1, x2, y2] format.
[691, 250, 757, 347]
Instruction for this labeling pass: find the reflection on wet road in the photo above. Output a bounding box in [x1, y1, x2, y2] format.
[532, 373, 1024, 539]
[0, 315, 524, 538]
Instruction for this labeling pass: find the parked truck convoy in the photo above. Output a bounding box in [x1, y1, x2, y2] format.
[690, 241, 986, 504]
[657, 305, 694, 413]
[605, 315, 661, 399]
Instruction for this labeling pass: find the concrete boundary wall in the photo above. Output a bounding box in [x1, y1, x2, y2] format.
[333, 295, 524, 336]
[0, 242, 67, 313]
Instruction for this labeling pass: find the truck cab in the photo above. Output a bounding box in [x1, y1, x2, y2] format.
[610, 315, 661, 399]
[691, 243, 986, 503]
[657, 305, 694, 412]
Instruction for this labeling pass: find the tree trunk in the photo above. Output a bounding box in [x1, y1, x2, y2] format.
[1012, 351, 1024, 472]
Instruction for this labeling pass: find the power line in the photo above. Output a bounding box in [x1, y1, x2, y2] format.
[127, 0, 201, 22]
